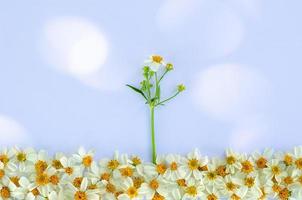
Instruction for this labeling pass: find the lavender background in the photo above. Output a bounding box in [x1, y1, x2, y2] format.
[0, 0, 302, 160]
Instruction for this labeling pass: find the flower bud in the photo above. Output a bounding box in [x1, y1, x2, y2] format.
[177, 84, 186, 92]
[166, 63, 174, 71]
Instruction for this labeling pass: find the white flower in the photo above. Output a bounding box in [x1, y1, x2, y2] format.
[68, 177, 99, 200]
[117, 177, 146, 200]
[263, 159, 286, 183]
[72, 147, 95, 168]
[252, 148, 274, 170]
[0, 176, 17, 199]
[182, 178, 205, 199]
[163, 154, 184, 181]
[144, 55, 165, 72]
[179, 149, 208, 180]
[225, 149, 242, 174]
[140, 176, 171, 199]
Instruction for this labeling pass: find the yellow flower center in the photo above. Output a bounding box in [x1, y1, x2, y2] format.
[152, 55, 163, 64]
[49, 175, 59, 185]
[177, 179, 187, 187]
[52, 159, 63, 169]
[100, 172, 110, 181]
[133, 177, 144, 188]
[226, 182, 237, 191]
[82, 156, 93, 167]
[106, 183, 116, 193]
[206, 172, 217, 180]
[207, 194, 218, 200]
[73, 177, 83, 188]
[0, 155, 9, 165]
[284, 154, 293, 166]
[272, 184, 282, 193]
[149, 179, 159, 190]
[278, 188, 291, 200]
[271, 165, 281, 175]
[152, 192, 165, 200]
[131, 157, 141, 166]
[120, 167, 133, 177]
[295, 158, 302, 169]
[188, 159, 199, 170]
[65, 167, 73, 175]
[241, 160, 254, 174]
[36, 173, 49, 186]
[186, 186, 197, 196]
[17, 152, 26, 162]
[156, 164, 167, 174]
[10, 176, 20, 187]
[244, 177, 255, 188]
[216, 165, 227, 177]
[0, 186, 10, 198]
[0, 170, 4, 179]
[127, 186, 138, 198]
[226, 156, 236, 165]
[256, 157, 267, 169]
[75, 191, 87, 200]
[88, 184, 97, 190]
[283, 176, 293, 185]
[231, 194, 241, 200]
[31, 188, 40, 196]
[170, 162, 178, 171]
[35, 160, 48, 174]
[107, 160, 119, 170]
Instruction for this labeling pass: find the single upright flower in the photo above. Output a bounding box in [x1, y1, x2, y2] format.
[127, 55, 185, 164]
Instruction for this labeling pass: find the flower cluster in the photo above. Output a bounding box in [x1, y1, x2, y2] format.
[1, 147, 302, 199]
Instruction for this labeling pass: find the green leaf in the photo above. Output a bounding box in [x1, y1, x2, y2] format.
[126, 84, 147, 100]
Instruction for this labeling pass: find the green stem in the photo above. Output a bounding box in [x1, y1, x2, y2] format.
[156, 92, 180, 106]
[150, 106, 156, 164]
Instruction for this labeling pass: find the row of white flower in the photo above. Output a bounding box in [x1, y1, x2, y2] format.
[1, 147, 302, 200]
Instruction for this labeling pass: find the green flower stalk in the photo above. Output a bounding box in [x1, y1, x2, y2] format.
[127, 55, 185, 164]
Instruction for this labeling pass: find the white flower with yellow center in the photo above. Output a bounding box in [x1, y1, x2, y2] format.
[59, 156, 82, 183]
[182, 178, 205, 199]
[218, 174, 243, 197]
[145, 55, 165, 72]
[275, 151, 294, 167]
[68, 177, 99, 200]
[11, 147, 36, 168]
[263, 159, 285, 183]
[252, 148, 274, 170]
[163, 154, 184, 181]
[141, 155, 168, 179]
[0, 148, 14, 166]
[203, 158, 224, 186]
[225, 149, 242, 174]
[292, 146, 302, 170]
[179, 149, 208, 180]
[201, 185, 221, 200]
[99, 151, 129, 174]
[72, 147, 95, 169]
[140, 176, 171, 199]
[117, 177, 146, 200]
[26, 150, 50, 175]
[236, 171, 262, 199]
[0, 176, 17, 200]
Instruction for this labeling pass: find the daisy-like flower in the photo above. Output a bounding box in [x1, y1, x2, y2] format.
[203, 158, 223, 186]
[252, 148, 274, 170]
[10, 147, 36, 168]
[163, 154, 184, 181]
[263, 159, 286, 183]
[99, 151, 129, 174]
[27, 150, 50, 175]
[145, 55, 165, 72]
[68, 177, 99, 200]
[179, 149, 208, 180]
[0, 176, 17, 199]
[275, 151, 294, 167]
[72, 147, 95, 169]
[117, 177, 146, 200]
[225, 149, 242, 174]
[141, 155, 168, 179]
[0, 148, 14, 166]
[182, 178, 205, 199]
[140, 176, 171, 199]
[292, 146, 302, 170]
[201, 185, 221, 200]
[218, 174, 243, 198]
